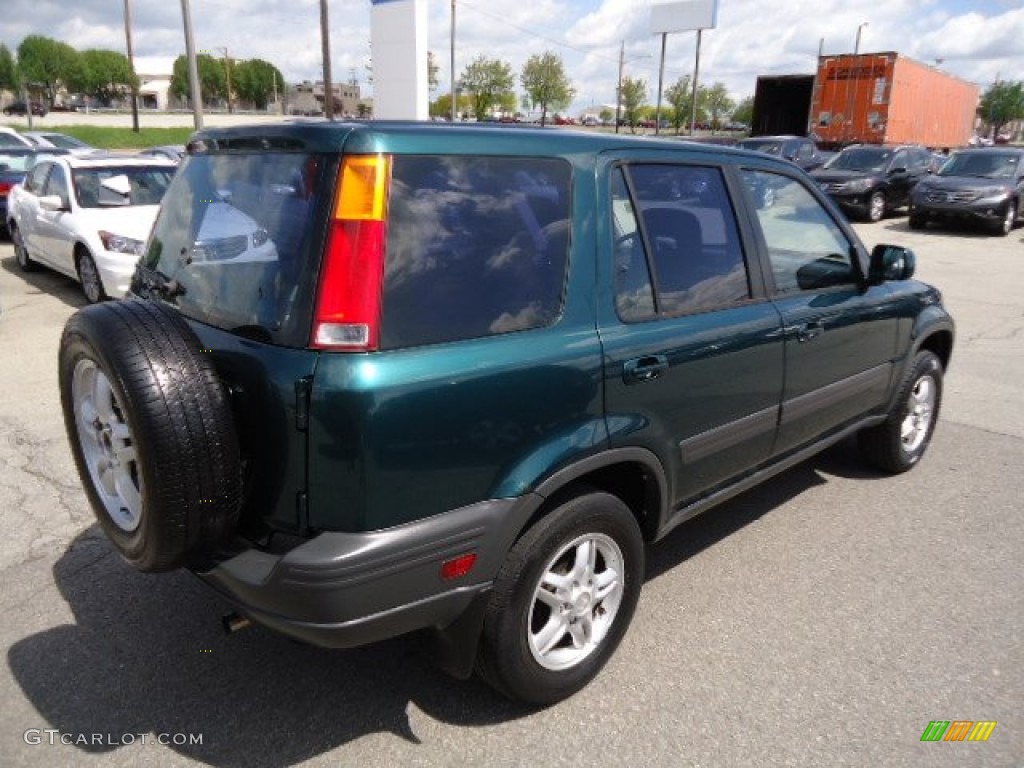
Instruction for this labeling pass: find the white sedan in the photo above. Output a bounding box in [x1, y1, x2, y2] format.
[6, 154, 176, 302]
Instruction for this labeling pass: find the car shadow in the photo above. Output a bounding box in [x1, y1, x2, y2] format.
[8, 439, 875, 764]
[877, 218, 1008, 239]
[0, 253, 88, 310]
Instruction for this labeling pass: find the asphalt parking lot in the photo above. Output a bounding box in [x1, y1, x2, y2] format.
[0, 218, 1021, 767]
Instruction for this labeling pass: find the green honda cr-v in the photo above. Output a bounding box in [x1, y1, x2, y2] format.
[58, 121, 954, 705]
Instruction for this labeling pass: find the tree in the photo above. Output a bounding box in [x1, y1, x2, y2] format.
[431, 91, 472, 119]
[70, 49, 137, 107]
[979, 80, 1024, 139]
[458, 55, 514, 120]
[702, 82, 735, 133]
[17, 35, 82, 107]
[731, 95, 754, 130]
[233, 58, 284, 110]
[619, 76, 647, 133]
[170, 54, 226, 108]
[664, 74, 694, 134]
[520, 51, 574, 126]
[0, 44, 17, 93]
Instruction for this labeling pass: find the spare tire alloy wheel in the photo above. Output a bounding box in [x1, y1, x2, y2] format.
[59, 299, 242, 572]
[477, 490, 644, 705]
[72, 359, 142, 532]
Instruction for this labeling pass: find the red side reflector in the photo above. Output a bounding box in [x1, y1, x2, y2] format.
[440, 553, 477, 581]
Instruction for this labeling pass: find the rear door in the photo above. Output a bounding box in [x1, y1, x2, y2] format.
[597, 154, 785, 510]
[13, 160, 52, 260]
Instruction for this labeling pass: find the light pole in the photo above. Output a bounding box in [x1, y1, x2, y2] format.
[854, 22, 868, 55]
[217, 47, 233, 114]
[615, 42, 651, 134]
[845, 22, 868, 143]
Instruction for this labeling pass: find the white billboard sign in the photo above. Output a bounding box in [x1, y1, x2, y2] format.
[651, 0, 719, 34]
[370, 0, 429, 120]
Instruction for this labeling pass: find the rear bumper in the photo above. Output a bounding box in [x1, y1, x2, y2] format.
[195, 495, 537, 648]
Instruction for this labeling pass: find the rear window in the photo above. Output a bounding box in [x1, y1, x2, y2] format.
[137, 151, 328, 347]
[380, 155, 572, 349]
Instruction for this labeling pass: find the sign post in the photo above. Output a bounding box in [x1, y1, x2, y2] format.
[650, 0, 718, 135]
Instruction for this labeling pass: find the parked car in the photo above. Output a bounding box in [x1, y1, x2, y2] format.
[811, 144, 937, 222]
[137, 145, 186, 163]
[57, 121, 953, 706]
[909, 148, 1024, 236]
[0, 126, 34, 148]
[2, 100, 48, 117]
[7, 154, 176, 302]
[736, 135, 828, 171]
[22, 131, 97, 155]
[0, 147, 71, 237]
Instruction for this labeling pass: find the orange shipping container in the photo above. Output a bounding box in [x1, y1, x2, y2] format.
[811, 53, 979, 149]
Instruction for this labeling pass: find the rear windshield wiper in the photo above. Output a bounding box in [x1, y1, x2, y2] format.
[133, 264, 187, 300]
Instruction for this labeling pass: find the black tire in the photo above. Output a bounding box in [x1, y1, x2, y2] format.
[859, 350, 943, 473]
[59, 299, 242, 572]
[908, 213, 927, 230]
[76, 248, 106, 303]
[991, 201, 1016, 237]
[866, 191, 886, 223]
[11, 224, 37, 272]
[476, 489, 644, 705]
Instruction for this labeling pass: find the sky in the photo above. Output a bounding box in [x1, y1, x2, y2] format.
[2, 0, 1023, 114]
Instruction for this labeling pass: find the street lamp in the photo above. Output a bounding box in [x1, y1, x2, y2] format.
[854, 22, 868, 55]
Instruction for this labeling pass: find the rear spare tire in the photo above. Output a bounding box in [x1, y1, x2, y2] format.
[59, 298, 242, 572]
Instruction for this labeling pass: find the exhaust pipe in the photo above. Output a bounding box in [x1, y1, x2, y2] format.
[222, 612, 252, 634]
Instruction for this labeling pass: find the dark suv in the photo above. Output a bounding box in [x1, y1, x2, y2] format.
[736, 135, 827, 171]
[58, 122, 954, 705]
[812, 144, 937, 222]
[909, 148, 1024, 236]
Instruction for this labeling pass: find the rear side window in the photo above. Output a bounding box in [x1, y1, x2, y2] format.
[380, 155, 572, 349]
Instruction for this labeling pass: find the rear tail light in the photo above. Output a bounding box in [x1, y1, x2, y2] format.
[0, 181, 12, 198]
[312, 155, 391, 350]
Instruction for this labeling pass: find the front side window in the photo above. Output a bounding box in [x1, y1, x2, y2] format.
[741, 170, 856, 293]
[380, 155, 572, 349]
[612, 163, 750, 320]
[42, 164, 69, 203]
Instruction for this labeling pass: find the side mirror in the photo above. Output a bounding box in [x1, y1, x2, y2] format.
[868, 244, 916, 284]
[889, 166, 907, 175]
[38, 194, 68, 212]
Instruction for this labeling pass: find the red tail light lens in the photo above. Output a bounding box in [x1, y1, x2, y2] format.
[312, 155, 391, 350]
[0, 181, 12, 198]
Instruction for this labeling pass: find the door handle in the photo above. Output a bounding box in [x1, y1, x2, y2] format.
[623, 355, 669, 384]
[796, 321, 824, 342]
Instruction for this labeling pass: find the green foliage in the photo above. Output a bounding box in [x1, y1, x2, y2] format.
[0, 44, 17, 92]
[619, 76, 647, 132]
[17, 35, 82, 106]
[71, 49, 137, 106]
[731, 95, 754, 128]
[979, 80, 1024, 138]
[430, 91, 473, 119]
[702, 82, 735, 132]
[458, 55, 514, 120]
[233, 58, 283, 109]
[521, 51, 575, 126]
[664, 74, 694, 134]
[170, 54, 227, 107]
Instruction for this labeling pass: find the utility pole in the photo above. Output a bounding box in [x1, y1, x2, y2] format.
[689, 29, 702, 136]
[320, 0, 334, 121]
[615, 41, 624, 134]
[123, 0, 140, 132]
[217, 47, 234, 113]
[180, 0, 203, 129]
[450, 0, 457, 121]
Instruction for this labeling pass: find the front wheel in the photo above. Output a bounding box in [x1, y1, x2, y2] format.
[866, 191, 886, 223]
[991, 201, 1016, 236]
[77, 250, 106, 303]
[859, 350, 943, 473]
[476, 489, 644, 705]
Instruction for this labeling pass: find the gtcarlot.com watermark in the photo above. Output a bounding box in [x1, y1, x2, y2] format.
[24, 729, 203, 747]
